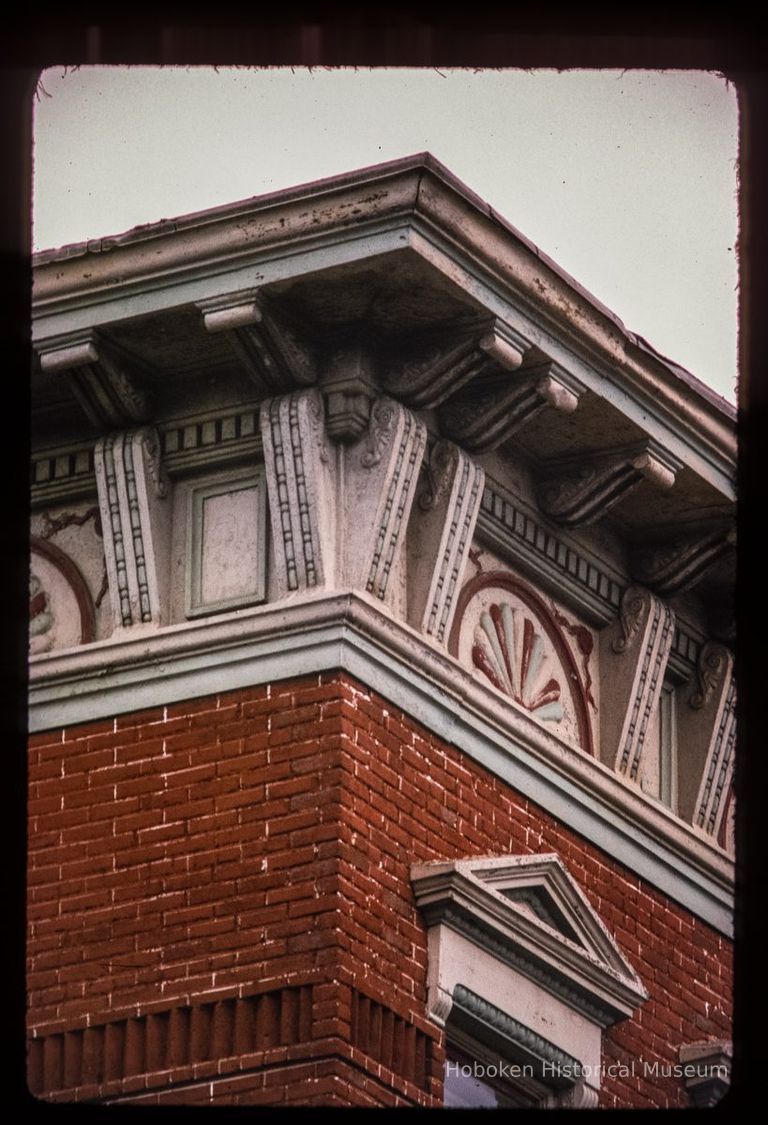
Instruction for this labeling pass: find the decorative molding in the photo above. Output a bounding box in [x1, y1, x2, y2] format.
[477, 480, 704, 677]
[260, 388, 336, 595]
[600, 586, 674, 780]
[559, 1082, 600, 1109]
[27, 984, 314, 1098]
[450, 572, 594, 756]
[612, 586, 647, 654]
[94, 427, 171, 628]
[476, 483, 622, 626]
[697, 679, 735, 835]
[537, 444, 679, 528]
[412, 855, 648, 1029]
[414, 854, 645, 1107]
[344, 396, 427, 601]
[198, 289, 315, 392]
[27, 590, 735, 936]
[678, 1040, 731, 1107]
[36, 328, 151, 429]
[451, 984, 580, 1083]
[185, 470, 268, 618]
[677, 644, 735, 839]
[549, 604, 597, 712]
[32, 443, 96, 507]
[384, 319, 527, 409]
[160, 406, 263, 475]
[439, 362, 580, 453]
[630, 522, 736, 596]
[30, 537, 96, 651]
[689, 642, 730, 711]
[408, 441, 484, 643]
[350, 988, 434, 1091]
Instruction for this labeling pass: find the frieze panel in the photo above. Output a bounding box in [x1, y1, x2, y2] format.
[30, 503, 111, 647]
[29, 538, 96, 654]
[449, 570, 595, 755]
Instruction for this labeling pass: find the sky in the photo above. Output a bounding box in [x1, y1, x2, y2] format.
[32, 67, 738, 402]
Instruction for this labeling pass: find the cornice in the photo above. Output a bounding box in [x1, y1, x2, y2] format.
[32, 156, 735, 481]
[28, 588, 733, 935]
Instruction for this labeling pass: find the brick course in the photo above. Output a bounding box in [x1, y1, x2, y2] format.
[27, 672, 732, 1107]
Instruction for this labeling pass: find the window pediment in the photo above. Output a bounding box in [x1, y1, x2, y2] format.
[412, 853, 648, 1030]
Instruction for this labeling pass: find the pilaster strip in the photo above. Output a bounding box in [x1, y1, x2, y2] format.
[434, 460, 485, 642]
[95, 434, 132, 627]
[618, 598, 674, 780]
[94, 427, 167, 628]
[698, 679, 736, 833]
[365, 403, 426, 600]
[260, 389, 333, 596]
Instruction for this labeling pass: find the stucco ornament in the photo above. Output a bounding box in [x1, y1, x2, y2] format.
[454, 575, 592, 752]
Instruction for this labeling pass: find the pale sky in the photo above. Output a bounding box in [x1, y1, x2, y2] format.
[32, 67, 738, 402]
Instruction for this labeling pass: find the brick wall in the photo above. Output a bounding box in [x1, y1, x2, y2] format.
[27, 672, 732, 1107]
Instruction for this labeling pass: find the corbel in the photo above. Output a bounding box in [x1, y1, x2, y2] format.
[37, 328, 151, 430]
[94, 427, 171, 629]
[599, 586, 675, 779]
[259, 388, 336, 596]
[630, 522, 736, 596]
[678, 1041, 731, 1107]
[676, 643, 735, 838]
[384, 319, 528, 410]
[438, 361, 581, 453]
[407, 441, 485, 644]
[341, 396, 427, 603]
[536, 442, 679, 528]
[198, 289, 316, 393]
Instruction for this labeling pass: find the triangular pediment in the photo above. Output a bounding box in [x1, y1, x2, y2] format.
[411, 853, 648, 1025]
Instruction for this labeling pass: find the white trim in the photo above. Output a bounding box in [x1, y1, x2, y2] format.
[28, 589, 733, 935]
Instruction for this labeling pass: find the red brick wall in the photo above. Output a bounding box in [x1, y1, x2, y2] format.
[27, 672, 732, 1107]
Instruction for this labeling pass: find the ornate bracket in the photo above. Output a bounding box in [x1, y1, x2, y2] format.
[94, 427, 171, 629]
[408, 441, 485, 644]
[676, 643, 735, 837]
[37, 329, 151, 430]
[630, 522, 736, 596]
[385, 319, 527, 410]
[537, 443, 678, 527]
[439, 362, 580, 453]
[259, 389, 335, 595]
[198, 289, 315, 393]
[600, 586, 675, 779]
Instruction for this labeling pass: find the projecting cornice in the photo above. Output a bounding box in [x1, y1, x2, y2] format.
[32, 154, 735, 495]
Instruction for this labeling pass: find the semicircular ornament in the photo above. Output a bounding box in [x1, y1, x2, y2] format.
[450, 572, 593, 754]
[29, 537, 95, 655]
[472, 604, 564, 723]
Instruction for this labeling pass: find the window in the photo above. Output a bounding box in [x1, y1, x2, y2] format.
[411, 854, 649, 1109]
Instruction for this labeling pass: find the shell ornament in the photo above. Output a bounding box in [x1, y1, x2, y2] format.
[472, 602, 564, 723]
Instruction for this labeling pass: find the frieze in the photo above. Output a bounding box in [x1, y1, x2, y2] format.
[450, 571, 594, 755]
[29, 537, 96, 653]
